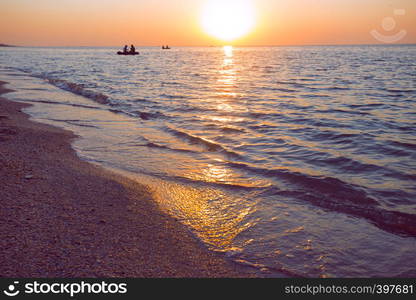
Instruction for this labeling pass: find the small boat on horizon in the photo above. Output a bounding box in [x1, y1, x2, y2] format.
[118, 44, 139, 55]
[162, 45, 171, 50]
[117, 51, 139, 55]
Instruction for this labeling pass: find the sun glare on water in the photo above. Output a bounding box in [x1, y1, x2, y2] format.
[201, 0, 256, 42]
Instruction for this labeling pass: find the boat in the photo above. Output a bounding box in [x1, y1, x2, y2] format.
[117, 51, 139, 55]
[162, 46, 171, 50]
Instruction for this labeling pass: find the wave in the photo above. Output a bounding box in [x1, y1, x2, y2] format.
[159, 93, 190, 99]
[11, 68, 112, 106]
[166, 125, 243, 159]
[18, 99, 102, 110]
[46, 78, 111, 105]
[385, 88, 416, 94]
[224, 160, 416, 236]
[312, 155, 383, 173]
[163, 173, 268, 192]
[49, 119, 99, 128]
[372, 144, 413, 158]
[388, 140, 416, 151]
[131, 97, 160, 106]
[219, 126, 246, 134]
[133, 110, 168, 121]
[310, 130, 360, 142]
[301, 93, 331, 99]
[315, 108, 371, 116]
[273, 80, 307, 88]
[144, 141, 197, 155]
[322, 86, 351, 91]
[203, 123, 246, 134]
[8, 67, 111, 106]
[347, 103, 385, 110]
[263, 87, 297, 93]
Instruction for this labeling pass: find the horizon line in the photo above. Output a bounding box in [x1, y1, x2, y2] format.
[3, 43, 416, 48]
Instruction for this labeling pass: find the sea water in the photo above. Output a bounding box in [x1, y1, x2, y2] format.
[1, 45, 415, 277]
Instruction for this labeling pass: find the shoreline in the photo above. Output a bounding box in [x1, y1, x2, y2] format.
[0, 80, 252, 278]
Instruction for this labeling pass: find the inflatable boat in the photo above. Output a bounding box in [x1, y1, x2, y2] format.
[117, 51, 139, 55]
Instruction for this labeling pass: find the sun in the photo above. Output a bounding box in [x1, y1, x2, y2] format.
[201, 0, 256, 42]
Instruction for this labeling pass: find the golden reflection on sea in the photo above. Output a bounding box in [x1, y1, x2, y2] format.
[151, 180, 258, 250]
[151, 43, 264, 246]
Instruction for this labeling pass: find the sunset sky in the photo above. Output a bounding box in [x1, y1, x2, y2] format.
[1, 0, 415, 46]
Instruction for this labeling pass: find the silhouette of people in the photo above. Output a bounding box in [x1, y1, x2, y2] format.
[123, 45, 128, 54]
[130, 44, 136, 54]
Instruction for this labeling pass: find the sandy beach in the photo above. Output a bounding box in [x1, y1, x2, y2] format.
[0, 80, 250, 278]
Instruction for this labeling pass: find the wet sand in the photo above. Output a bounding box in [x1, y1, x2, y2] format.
[0, 81, 250, 277]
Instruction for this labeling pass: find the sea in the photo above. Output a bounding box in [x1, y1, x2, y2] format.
[0, 45, 415, 277]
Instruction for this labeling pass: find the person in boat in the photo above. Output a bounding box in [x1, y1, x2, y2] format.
[130, 44, 136, 54]
[123, 45, 128, 54]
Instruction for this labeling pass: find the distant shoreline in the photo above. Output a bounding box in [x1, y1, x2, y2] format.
[0, 43, 17, 47]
